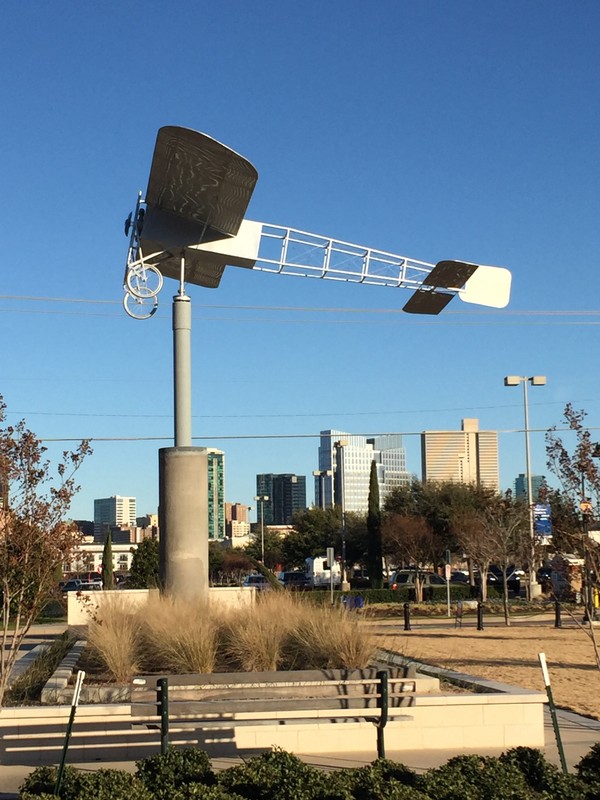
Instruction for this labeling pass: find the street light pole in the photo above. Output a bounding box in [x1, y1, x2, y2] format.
[333, 440, 351, 591]
[504, 375, 547, 599]
[312, 469, 333, 509]
[254, 495, 269, 564]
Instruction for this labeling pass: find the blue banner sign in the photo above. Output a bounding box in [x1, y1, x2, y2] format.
[533, 503, 552, 538]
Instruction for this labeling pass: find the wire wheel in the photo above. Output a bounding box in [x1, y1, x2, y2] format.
[126, 264, 163, 299]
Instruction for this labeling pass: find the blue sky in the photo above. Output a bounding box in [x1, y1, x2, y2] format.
[2, 1, 600, 521]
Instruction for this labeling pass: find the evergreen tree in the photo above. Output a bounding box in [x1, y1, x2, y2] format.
[366, 460, 383, 588]
[101, 529, 114, 589]
[129, 538, 160, 589]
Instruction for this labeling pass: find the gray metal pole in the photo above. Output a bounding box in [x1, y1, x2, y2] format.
[173, 292, 192, 448]
[523, 379, 538, 598]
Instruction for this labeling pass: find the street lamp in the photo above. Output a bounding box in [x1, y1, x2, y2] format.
[254, 495, 269, 564]
[579, 443, 600, 621]
[312, 469, 333, 509]
[504, 375, 547, 598]
[333, 440, 351, 591]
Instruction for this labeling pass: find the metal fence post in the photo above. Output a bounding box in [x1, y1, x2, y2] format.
[403, 602, 411, 631]
[157, 677, 169, 754]
[476, 602, 484, 630]
[376, 670, 389, 759]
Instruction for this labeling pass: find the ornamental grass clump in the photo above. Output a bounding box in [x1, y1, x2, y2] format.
[285, 601, 377, 670]
[222, 592, 303, 672]
[140, 593, 220, 674]
[86, 595, 141, 683]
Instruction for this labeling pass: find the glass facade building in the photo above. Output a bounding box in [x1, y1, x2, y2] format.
[207, 449, 225, 540]
[316, 430, 410, 513]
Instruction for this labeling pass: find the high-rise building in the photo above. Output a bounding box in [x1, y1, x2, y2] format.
[316, 430, 410, 513]
[93, 496, 137, 539]
[207, 449, 225, 540]
[421, 418, 499, 489]
[514, 473, 546, 502]
[255, 474, 307, 525]
[225, 502, 251, 542]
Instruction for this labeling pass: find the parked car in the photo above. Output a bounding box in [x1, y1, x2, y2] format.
[389, 570, 446, 590]
[242, 574, 270, 591]
[280, 571, 308, 590]
[61, 579, 83, 597]
[488, 565, 521, 595]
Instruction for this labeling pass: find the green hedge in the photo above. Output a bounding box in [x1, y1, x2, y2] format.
[20, 745, 599, 799]
[331, 585, 492, 604]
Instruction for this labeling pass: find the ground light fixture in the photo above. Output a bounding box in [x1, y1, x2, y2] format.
[503, 375, 547, 598]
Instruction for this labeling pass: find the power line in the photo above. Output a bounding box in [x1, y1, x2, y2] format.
[1, 294, 600, 325]
[37, 425, 600, 444]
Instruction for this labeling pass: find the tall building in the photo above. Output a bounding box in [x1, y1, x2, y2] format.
[316, 430, 410, 513]
[514, 473, 546, 502]
[255, 474, 307, 525]
[93, 496, 137, 539]
[207, 449, 225, 540]
[421, 418, 499, 489]
[225, 502, 251, 543]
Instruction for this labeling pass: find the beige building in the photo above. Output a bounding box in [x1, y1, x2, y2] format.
[421, 418, 499, 490]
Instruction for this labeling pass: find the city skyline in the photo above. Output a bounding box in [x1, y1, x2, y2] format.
[2, 4, 600, 522]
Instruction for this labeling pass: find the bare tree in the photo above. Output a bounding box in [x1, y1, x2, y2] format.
[449, 507, 496, 602]
[484, 497, 529, 624]
[382, 513, 437, 602]
[546, 404, 600, 670]
[0, 397, 91, 703]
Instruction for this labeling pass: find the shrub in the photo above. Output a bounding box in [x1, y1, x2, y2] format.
[71, 769, 153, 800]
[19, 765, 151, 800]
[500, 746, 589, 799]
[419, 754, 539, 799]
[171, 785, 246, 799]
[135, 747, 215, 800]
[20, 765, 81, 799]
[217, 748, 328, 800]
[327, 762, 429, 800]
[576, 741, 600, 789]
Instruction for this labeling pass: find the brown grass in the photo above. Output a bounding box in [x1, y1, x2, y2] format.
[85, 595, 141, 683]
[140, 594, 219, 673]
[84, 592, 377, 679]
[285, 603, 378, 670]
[223, 593, 303, 671]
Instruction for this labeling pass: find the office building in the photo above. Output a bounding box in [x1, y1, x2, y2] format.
[421, 418, 499, 490]
[93, 496, 137, 539]
[255, 474, 307, 525]
[207, 449, 225, 540]
[225, 503, 251, 543]
[514, 473, 546, 502]
[316, 430, 410, 513]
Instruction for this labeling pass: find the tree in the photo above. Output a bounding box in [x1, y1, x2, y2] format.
[366, 460, 383, 589]
[282, 507, 342, 569]
[244, 526, 284, 570]
[129, 537, 160, 589]
[101, 529, 114, 590]
[382, 513, 437, 602]
[0, 396, 91, 704]
[546, 404, 600, 649]
[483, 494, 529, 623]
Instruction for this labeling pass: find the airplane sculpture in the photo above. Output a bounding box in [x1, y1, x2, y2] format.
[122, 126, 511, 319]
